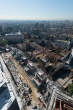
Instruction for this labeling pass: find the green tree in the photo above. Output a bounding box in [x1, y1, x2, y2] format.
[67, 83, 73, 96]
[1, 39, 8, 46]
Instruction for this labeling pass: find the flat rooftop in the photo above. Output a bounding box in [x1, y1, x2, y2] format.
[0, 69, 5, 87]
[0, 59, 15, 110]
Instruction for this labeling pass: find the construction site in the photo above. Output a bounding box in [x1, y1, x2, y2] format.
[0, 46, 73, 110]
[55, 99, 73, 110]
[1, 52, 48, 110]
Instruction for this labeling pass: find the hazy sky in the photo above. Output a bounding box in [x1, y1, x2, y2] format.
[0, 0, 73, 20]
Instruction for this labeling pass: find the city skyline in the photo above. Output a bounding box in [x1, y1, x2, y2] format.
[0, 0, 73, 20]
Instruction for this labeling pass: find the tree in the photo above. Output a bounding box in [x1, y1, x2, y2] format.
[67, 83, 73, 96]
[1, 39, 8, 46]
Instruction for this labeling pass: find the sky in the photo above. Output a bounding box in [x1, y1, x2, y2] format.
[0, 0, 73, 20]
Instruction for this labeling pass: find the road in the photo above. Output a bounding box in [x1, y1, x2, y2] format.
[10, 56, 40, 106]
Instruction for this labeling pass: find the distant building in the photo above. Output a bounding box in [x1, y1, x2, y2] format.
[55, 40, 70, 49]
[5, 32, 24, 43]
[24, 32, 29, 39]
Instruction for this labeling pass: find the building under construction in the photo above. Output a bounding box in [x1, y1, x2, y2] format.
[55, 99, 73, 110]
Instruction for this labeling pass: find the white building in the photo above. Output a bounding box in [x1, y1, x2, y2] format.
[55, 40, 70, 49]
[0, 65, 15, 110]
[5, 32, 24, 43]
[35, 69, 46, 82]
